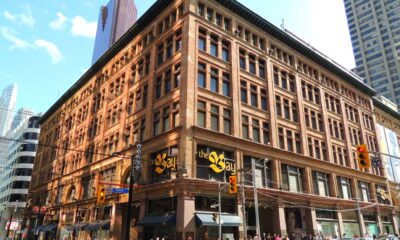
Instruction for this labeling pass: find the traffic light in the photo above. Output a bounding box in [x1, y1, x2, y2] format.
[212, 212, 218, 222]
[96, 184, 106, 204]
[356, 144, 371, 169]
[228, 175, 237, 194]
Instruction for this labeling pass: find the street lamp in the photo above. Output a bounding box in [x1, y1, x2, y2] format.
[251, 157, 268, 239]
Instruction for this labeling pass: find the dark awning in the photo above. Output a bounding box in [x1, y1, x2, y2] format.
[84, 220, 110, 231]
[195, 213, 242, 227]
[39, 224, 58, 233]
[136, 214, 176, 226]
[74, 223, 88, 231]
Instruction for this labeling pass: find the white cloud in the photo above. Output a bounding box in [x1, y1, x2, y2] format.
[4, 11, 16, 22]
[3, 10, 35, 27]
[0, 26, 30, 49]
[20, 13, 35, 27]
[50, 12, 67, 30]
[70, 16, 96, 38]
[34, 39, 62, 64]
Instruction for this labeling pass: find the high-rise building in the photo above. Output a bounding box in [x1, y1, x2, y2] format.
[91, 0, 137, 64]
[27, 0, 399, 239]
[0, 83, 18, 136]
[344, 0, 400, 104]
[10, 108, 34, 131]
[0, 116, 40, 238]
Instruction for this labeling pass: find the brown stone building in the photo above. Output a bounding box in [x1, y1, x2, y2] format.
[28, 0, 399, 239]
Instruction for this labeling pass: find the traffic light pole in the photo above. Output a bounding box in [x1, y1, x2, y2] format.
[251, 158, 260, 238]
[218, 181, 222, 240]
[240, 172, 247, 240]
[124, 144, 142, 240]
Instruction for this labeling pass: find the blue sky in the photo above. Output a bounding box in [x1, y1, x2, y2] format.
[0, 0, 354, 114]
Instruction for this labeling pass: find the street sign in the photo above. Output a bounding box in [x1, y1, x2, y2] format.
[111, 188, 129, 194]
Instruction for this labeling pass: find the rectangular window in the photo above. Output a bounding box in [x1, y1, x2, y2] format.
[250, 85, 258, 107]
[249, 55, 256, 74]
[198, 28, 207, 51]
[337, 176, 352, 200]
[223, 109, 231, 134]
[210, 68, 219, 93]
[173, 102, 179, 127]
[263, 122, 270, 145]
[240, 50, 246, 70]
[197, 101, 206, 127]
[153, 111, 161, 136]
[155, 76, 162, 99]
[164, 70, 172, 94]
[252, 119, 260, 142]
[198, 63, 206, 88]
[174, 63, 181, 88]
[241, 81, 247, 103]
[210, 105, 219, 131]
[313, 171, 330, 197]
[222, 40, 230, 62]
[242, 115, 249, 139]
[157, 43, 164, 65]
[222, 72, 230, 97]
[210, 34, 218, 57]
[163, 106, 170, 132]
[260, 89, 267, 111]
[282, 165, 303, 193]
[259, 59, 266, 79]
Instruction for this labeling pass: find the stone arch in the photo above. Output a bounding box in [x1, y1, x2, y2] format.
[64, 184, 77, 203]
[121, 165, 131, 185]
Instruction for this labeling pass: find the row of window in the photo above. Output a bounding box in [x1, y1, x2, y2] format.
[153, 102, 180, 136]
[198, 28, 230, 62]
[240, 80, 268, 111]
[239, 49, 266, 79]
[198, 62, 230, 97]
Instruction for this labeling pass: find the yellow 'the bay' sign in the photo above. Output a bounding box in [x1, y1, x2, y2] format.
[154, 153, 177, 174]
[197, 150, 236, 175]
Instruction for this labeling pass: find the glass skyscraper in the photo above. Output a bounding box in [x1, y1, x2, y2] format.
[91, 0, 137, 64]
[0, 83, 18, 136]
[344, 0, 400, 105]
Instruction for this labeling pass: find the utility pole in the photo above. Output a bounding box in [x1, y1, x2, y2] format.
[218, 181, 222, 240]
[251, 158, 260, 238]
[124, 144, 142, 240]
[240, 172, 247, 240]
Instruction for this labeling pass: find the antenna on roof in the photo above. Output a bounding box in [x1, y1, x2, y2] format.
[281, 19, 285, 30]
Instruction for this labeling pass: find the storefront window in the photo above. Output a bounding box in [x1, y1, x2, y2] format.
[243, 156, 272, 188]
[281, 165, 303, 193]
[196, 145, 235, 182]
[316, 210, 339, 238]
[149, 146, 178, 183]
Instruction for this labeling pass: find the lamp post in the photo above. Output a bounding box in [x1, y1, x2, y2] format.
[251, 158, 260, 238]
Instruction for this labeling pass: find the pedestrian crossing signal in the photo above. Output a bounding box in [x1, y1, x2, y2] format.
[96, 185, 106, 204]
[356, 144, 371, 169]
[228, 176, 237, 194]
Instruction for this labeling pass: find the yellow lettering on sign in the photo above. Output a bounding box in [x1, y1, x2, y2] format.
[154, 153, 177, 174]
[209, 151, 225, 173]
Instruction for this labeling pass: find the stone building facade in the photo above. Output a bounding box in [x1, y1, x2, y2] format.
[28, 0, 398, 239]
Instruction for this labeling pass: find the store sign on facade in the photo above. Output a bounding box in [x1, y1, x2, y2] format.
[154, 153, 177, 174]
[197, 149, 236, 175]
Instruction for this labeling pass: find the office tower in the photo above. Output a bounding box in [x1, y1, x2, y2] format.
[0, 116, 40, 238]
[0, 83, 17, 136]
[10, 108, 34, 131]
[344, 0, 400, 104]
[91, 0, 137, 64]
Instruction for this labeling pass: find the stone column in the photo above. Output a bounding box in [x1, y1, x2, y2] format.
[273, 205, 287, 236]
[176, 192, 195, 240]
[392, 213, 399, 235]
[337, 211, 345, 238]
[307, 208, 319, 235]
